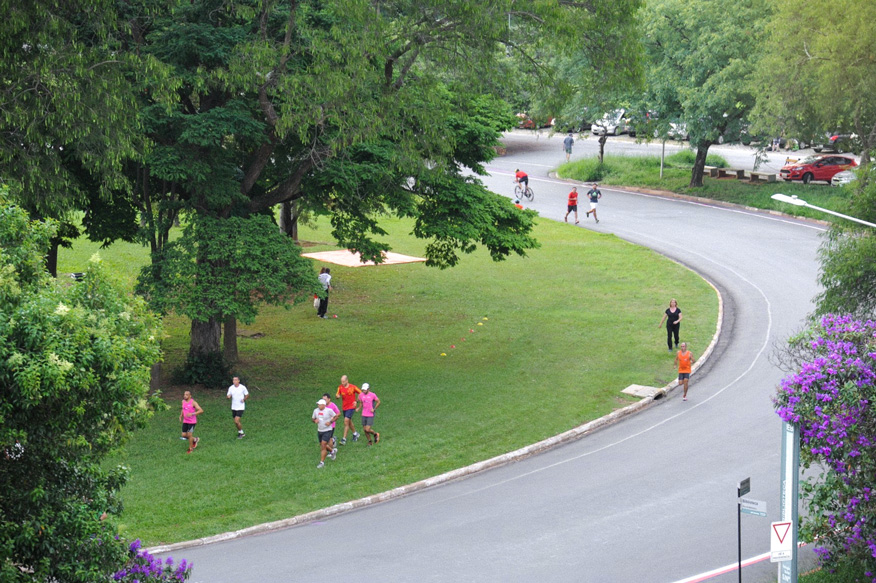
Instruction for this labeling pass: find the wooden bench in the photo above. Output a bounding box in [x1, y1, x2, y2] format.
[748, 171, 777, 183]
[716, 168, 745, 179]
[703, 165, 719, 178]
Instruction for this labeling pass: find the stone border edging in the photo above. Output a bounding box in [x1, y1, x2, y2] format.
[148, 190, 726, 556]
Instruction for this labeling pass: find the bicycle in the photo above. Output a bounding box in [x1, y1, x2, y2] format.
[514, 181, 534, 201]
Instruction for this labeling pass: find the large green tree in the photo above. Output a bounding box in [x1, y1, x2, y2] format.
[640, 0, 770, 186]
[122, 0, 636, 362]
[752, 0, 876, 163]
[0, 0, 162, 275]
[0, 192, 163, 582]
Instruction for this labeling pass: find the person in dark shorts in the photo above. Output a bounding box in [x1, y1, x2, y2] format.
[336, 375, 362, 444]
[356, 383, 381, 445]
[675, 342, 694, 401]
[312, 399, 337, 468]
[658, 298, 683, 351]
[226, 376, 249, 439]
[564, 186, 579, 224]
[563, 132, 574, 161]
[323, 393, 340, 456]
[180, 391, 204, 454]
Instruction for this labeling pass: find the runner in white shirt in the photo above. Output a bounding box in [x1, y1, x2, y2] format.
[226, 376, 249, 439]
[312, 399, 337, 468]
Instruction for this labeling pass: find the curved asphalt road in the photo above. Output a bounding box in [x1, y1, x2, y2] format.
[164, 133, 825, 582]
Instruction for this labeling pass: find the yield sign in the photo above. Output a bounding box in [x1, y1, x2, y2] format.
[771, 521, 793, 562]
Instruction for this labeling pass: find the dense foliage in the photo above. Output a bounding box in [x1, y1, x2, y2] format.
[0, 194, 166, 582]
[775, 315, 876, 579]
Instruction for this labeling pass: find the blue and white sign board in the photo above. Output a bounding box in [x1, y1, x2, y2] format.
[740, 497, 767, 517]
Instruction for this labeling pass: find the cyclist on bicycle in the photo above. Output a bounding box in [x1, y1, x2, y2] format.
[515, 169, 529, 189]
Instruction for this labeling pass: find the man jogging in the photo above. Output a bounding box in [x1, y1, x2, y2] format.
[226, 376, 249, 439]
[564, 186, 579, 224]
[323, 393, 340, 456]
[312, 399, 337, 468]
[336, 375, 362, 444]
[675, 342, 694, 401]
[563, 132, 574, 161]
[584, 183, 602, 223]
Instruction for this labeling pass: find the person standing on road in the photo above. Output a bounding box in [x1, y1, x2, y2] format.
[323, 393, 340, 456]
[584, 183, 602, 223]
[658, 298, 683, 351]
[312, 399, 337, 468]
[227, 376, 249, 439]
[356, 383, 381, 445]
[336, 375, 362, 445]
[180, 391, 204, 454]
[675, 342, 694, 401]
[564, 187, 579, 224]
[563, 132, 574, 162]
[317, 267, 332, 319]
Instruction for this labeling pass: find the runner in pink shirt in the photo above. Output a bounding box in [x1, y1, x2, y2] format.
[356, 383, 381, 445]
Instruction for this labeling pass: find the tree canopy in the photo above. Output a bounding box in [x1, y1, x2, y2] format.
[0, 192, 163, 582]
[639, 0, 769, 186]
[752, 0, 876, 163]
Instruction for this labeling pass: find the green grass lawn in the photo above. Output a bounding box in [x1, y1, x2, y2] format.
[558, 152, 856, 222]
[59, 213, 717, 545]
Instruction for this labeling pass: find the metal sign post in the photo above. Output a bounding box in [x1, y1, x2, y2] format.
[778, 421, 800, 582]
[737, 478, 750, 583]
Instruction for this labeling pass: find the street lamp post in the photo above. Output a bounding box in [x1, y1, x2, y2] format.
[771, 193, 876, 228]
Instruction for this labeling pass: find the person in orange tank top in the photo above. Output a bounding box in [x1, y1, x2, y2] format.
[675, 342, 694, 401]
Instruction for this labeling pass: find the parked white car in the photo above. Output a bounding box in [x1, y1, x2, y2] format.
[591, 109, 631, 136]
[831, 170, 857, 186]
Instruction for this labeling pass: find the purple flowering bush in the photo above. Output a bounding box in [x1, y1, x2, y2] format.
[774, 315, 876, 579]
[113, 540, 192, 582]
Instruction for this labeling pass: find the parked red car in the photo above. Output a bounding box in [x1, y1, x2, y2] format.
[780, 155, 857, 184]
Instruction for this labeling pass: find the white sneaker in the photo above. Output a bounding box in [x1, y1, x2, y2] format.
[317, 461, 325, 468]
[352, 432, 360, 442]
[330, 451, 336, 460]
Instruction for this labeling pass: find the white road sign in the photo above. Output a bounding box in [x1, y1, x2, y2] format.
[739, 497, 767, 517]
[771, 521, 793, 562]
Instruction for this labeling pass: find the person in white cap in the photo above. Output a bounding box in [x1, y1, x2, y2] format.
[356, 383, 381, 445]
[312, 398, 337, 468]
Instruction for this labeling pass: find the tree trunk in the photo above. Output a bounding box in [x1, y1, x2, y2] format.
[689, 143, 712, 187]
[223, 315, 238, 363]
[598, 134, 607, 164]
[279, 200, 299, 241]
[189, 317, 221, 359]
[46, 240, 59, 278]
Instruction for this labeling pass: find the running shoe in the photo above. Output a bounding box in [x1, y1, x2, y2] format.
[193, 437, 200, 449]
[375, 432, 380, 443]
[317, 461, 324, 468]
[352, 432, 360, 442]
[340, 438, 346, 445]
[330, 450, 336, 460]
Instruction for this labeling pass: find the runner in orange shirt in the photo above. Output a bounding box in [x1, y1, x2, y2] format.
[675, 342, 694, 401]
[336, 375, 362, 444]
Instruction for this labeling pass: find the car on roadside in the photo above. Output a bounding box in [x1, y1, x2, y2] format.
[591, 109, 632, 136]
[814, 133, 859, 154]
[780, 154, 857, 184]
[830, 170, 857, 186]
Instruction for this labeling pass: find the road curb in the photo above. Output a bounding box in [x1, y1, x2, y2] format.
[148, 193, 727, 557]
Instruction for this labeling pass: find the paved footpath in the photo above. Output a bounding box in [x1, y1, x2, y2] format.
[159, 133, 824, 582]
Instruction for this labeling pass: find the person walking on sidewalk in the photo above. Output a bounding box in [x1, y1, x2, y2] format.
[675, 342, 694, 401]
[336, 375, 362, 445]
[584, 183, 602, 223]
[180, 391, 204, 454]
[564, 187, 579, 224]
[312, 399, 337, 468]
[658, 298, 683, 351]
[226, 376, 249, 439]
[356, 383, 381, 445]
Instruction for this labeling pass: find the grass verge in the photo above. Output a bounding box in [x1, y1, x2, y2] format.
[59, 214, 718, 545]
[558, 152, 855, 222]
